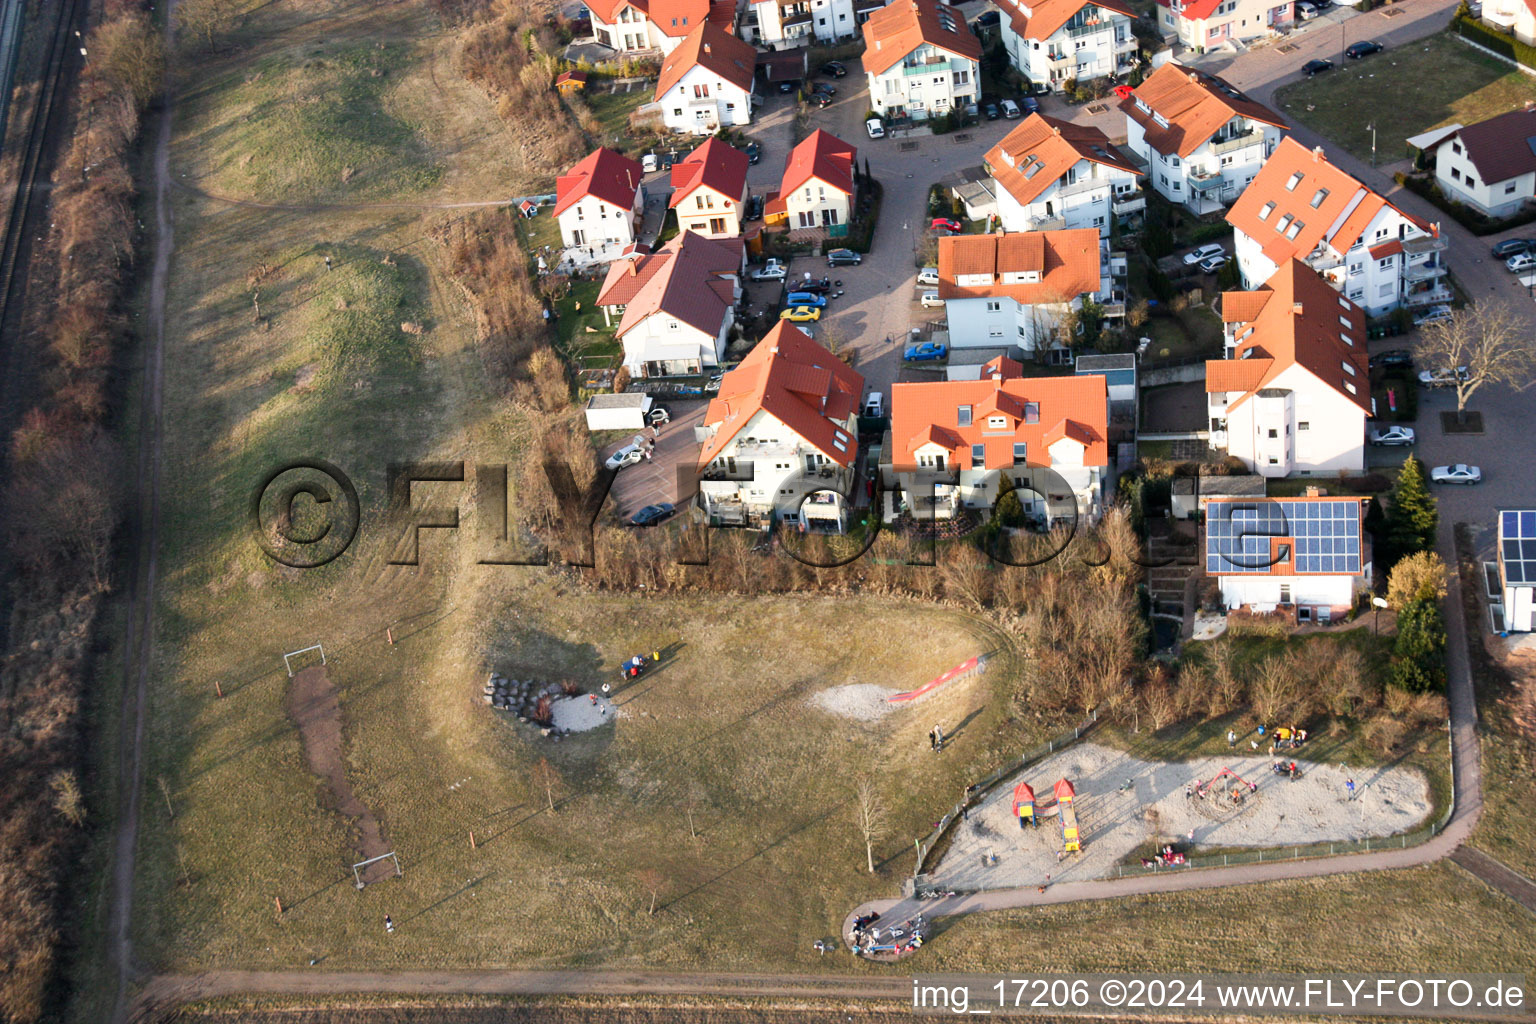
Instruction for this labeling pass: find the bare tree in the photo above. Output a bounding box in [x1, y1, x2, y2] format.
[1415, 302, 1536, 423]
[531, 758, 561, 812]
[854, 778, 889, 874]
[176, 0, 242, 50]
[939, 543, 992, 610]
[1250, 654, 1301, 726]
[636, 868, 664, 915]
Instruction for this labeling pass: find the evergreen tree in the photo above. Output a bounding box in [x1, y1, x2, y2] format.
[1390, 596, 1447, 693]
[1383, 455, 1438, 565]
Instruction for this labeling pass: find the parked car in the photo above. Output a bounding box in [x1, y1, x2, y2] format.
[1345, 40, 1383, 58]
[1113, 84, 1134, 99]
[1490, 238, 1536, 259]
[745, 194, 764, 221]
[641, 152, 659, 172]
[776, 80, 797, 94]
[751, 259, 787, 281]
[1507, 252, 1536, 273]
[605, 443, 643, 470]
[820, 60, 847, 77]
[931, 216, 963, 233]
[742, 140, 761, 164]
[780, 305, 822, 322]
[866, 117, 886, 139]
[1183, 243, 1226, 265]
[826, 248, 862, 266]
[1020, 96, 1040, 115]
[706, 372, 723, 392]
[796, 276, 833, 294]
[904, 341, 949, 361]
[1369, 425, 1416, 446]
[1000, 98, 1021, 118]
[983, 101, 1001, 120]
[647, 404, 671, 426]
[919, 290, 945, 308]
[972, 9, 1000, 27]
[1418, 366, 1469, 387]
[785, 291, 827, 307]
[1369, 349, 1414, 370]
[917, 266, 941, 285]
[1411, 305, 1452, 328]
[1431, 463, 1482, 485]
[863, 392, 884, 418]
[1302, 59, 1334, 76]
[1297, 2, 1321, 17]
[630, 503, 676, 527]
[812, 92, 833, 108]
[1199, 254, 1229, 273]
[812, 81, 835, 96]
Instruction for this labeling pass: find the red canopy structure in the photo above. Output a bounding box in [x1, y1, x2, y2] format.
[1053, 778, 1076, 804]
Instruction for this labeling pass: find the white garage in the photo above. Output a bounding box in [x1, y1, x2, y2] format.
[584, 393, 653, 432]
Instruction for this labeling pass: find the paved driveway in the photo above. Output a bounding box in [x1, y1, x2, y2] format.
[601, 400, 707, 517]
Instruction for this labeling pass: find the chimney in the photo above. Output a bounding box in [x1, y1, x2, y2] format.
[704, 41, 711, 52]
[1312, 145, 1324, 162]
[627, 259, 637, 276]
[1292, 302, 1303, 315]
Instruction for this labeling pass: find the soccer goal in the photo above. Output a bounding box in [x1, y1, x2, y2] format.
[353, 851, 403, 889]
[283, 643, 326, 677]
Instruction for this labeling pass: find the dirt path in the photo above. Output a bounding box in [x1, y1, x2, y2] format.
[106, 3, 177, 1021]
[285, 666, 392, 883]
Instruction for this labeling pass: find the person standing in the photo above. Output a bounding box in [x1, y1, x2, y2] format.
[1227, 730, 1237, 748]
[384, 915, 394, 934]
[928, 729, 937, 751]
[1346, 778, 1356, 799]
[933, 725, 944, 752]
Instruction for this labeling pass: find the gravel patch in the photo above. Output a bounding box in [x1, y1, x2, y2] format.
[811, 684, 901, 721]
[550, 694, 615, 732]
[933, 741, 1432, 891]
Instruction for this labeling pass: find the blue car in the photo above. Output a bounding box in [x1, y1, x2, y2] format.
[630, 503, 676, 527]
[785, 291, 827, 307]
[904, 341, 948, 361]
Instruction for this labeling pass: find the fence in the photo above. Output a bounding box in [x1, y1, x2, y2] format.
[912, 709, 1099, 878]
[914, 718, 1457, 895]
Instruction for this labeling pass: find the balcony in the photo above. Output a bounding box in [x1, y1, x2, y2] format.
[781, 9, 812, 26]
[1211, 129, 1265, 157]
[1303, 246, 1344, 276]
[1065, 18, 1114, 37]
[1403, 259, 1448, 282]
[1028, 214, 1068, 231]
[1056, 175, 1112, 200]
[1045, 50, 1071, 62]
[1112, 193, 1146, 215]
[1402, 233, 1447, 255]
[1402, 284, 1453, 308]
[1187, 169, 1224, 193]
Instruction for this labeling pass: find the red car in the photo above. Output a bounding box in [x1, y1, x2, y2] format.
[1113, 84, 1134, 100]
[930, 217, 963, 232]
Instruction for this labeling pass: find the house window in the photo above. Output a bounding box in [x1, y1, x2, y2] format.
[693, 84, 709, 98]
[989, 326, 1004, 337]
[1013, 442, 1027, 464]
[1285, 171, 1302, 191]
[709, 217, 726, 233]
[1286, 220, 1303, 240]
[1452, 141, 1462, 155]
[1298, 421, 1309, 430]
[989, 416, 1007, 428]
[1268, 457, 1279, 465]
[1276, 214, 1293, 233]
[1258, 201, 1275, 220]
[1024, 401, 1039, 423]
[1280, 583, 1292, 603]
[1340, 334, 1354, 347]
[1310, 188, 1329, 208]
[971, 443, 986, 468]
[1267, 428, 1278, 439]
[986, 300, 1001, 311]
[1342, 361, 1356, 376]
[1377, 257, 1394, 270]
[957, 405, 973, 426]
[1344, 380, 1357, 395]
[1450, 168, 1461, 183]
[1507, 181, 1519, 194]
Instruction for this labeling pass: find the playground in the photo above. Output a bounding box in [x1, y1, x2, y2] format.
[931, 742, 1432, 892]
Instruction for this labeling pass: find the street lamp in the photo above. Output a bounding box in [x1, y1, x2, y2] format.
[1367, 122, 1377, 167]
[1372, 596, 1389, 634]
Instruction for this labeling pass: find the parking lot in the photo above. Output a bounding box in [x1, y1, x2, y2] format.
[601, 400, 707, 520]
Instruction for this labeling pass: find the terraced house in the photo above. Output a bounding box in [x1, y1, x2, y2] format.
[1226, 137, 1449, 316]
[996, 0, 1137, 94]
[1205, 259, 1370, 477]
[750, 0, 858, 48]
[1120, 63, 1286, 214]
[986, 113, 1142, 234]
[862, 0, 982, 123]
[883, 361, 1110, 524]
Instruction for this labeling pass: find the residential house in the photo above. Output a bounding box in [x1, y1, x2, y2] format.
[750, 0, 858, 48]
[1119, 63, 1287, 214]
[1495, 509, 1536, 632]
[595, 230, 745, 376]
[997, 0, 1137, 94]
[669, 137, 750, 237]
[1204, 259, 1370, 477]
[985, 113, 1142, 233]
[1481, 0, 1536, 47]
[655, 23, 757, 134]
[1204, 496, 1370, 622]
[1154, 0, 1295, 52]
[862, 0, 982, 122]
[883, 360, 1110, 523]
[767, 129, 857, 236]
[586, 0, 731, 54]
[696, 322, 865, 530]
[1431, 107, 1536, 218]
[936, 229, 1108, 353]
[1226, 137, 1449, 315]
[555, 147, 646, 267]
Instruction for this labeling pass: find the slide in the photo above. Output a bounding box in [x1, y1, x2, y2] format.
[1056, 778, 1080, 853]
[1011, 779, 1067, 831]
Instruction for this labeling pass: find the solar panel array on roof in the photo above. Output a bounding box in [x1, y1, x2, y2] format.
[1500, 510, 1536, 585]
[1205, 500, 1361, 575]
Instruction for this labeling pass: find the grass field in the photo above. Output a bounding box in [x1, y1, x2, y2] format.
[1273, 33, 1536, 165]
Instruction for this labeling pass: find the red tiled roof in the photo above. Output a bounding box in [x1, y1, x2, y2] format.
[1368, 239, 1404, 260]
[997, 0, 1133, 43]
[862, 0, 983, 76]
[1154, 0, 1221, 20]
[595, 231, 742, 339]
[655, 22, 757, 100]
[889, 367, 1108, 471]
[780, 129, 857, 197]
[1440, 108, 1536, 183]
[985, 113, 1139, 207]
[1119, 63, 1286, 159]
[699, 322, 865, 467]
[1219, 289, 1272, 323]
[554, 147, 644, 217]
[669, 137, 749, 208]
[937, 229, 1101, 303]
[555, 70, 588, 85]
[1203, 259, 1370, 414]
[1225, 137, 1434, 269]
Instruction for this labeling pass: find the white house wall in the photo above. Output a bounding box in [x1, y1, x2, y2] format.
[1218, 573, 1356, 612]
[660, 66, 754, 135]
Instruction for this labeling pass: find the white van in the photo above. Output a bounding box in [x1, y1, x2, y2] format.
[641, 152, 659, 172]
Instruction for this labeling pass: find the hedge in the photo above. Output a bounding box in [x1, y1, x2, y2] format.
[1452, 14, 1531, 65]
[1394, 170, 1536, 236]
